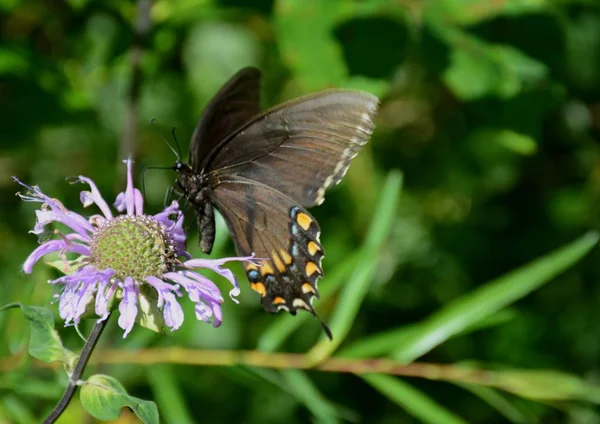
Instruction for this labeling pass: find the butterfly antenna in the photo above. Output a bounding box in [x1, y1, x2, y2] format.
[150, 118, 180, 160]
[171, 127, 183, 159]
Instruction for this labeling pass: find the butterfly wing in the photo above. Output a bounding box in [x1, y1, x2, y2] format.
[204, 91, 378, 207]
[190, 67, 262, 172]
[209, 175, 325, 316]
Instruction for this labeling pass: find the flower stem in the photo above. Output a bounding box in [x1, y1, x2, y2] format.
[43, 315, 111, 424]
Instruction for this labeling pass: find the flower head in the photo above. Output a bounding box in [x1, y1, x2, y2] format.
[16, 159, 256, 337]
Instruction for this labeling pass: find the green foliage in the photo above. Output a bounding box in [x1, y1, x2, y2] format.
[392, 231, 599, 363]
[363, 374, 469, 424]
[80, 374, 159, 423]
[0, 303, 76, 367]
[2, 0, 600, 422]
[308, 171, 403, 363]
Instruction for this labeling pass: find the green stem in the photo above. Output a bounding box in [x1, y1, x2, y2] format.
[42, 315, 111, 424]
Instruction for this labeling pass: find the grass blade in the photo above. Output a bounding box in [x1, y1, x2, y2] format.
[282, 370, 340, 424]
[147, 365, 195, 424]
[456, 383, 530, 423]
[392, 231, 599, 363]
[308, 171, 403, 363]
[362, 374, 468, 424]
[339, 309, 516, 358]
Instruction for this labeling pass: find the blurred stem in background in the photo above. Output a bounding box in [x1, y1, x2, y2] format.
[120, 0, 151, 181]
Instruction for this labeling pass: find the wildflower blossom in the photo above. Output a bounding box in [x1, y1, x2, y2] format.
[16, 159, 256, 337]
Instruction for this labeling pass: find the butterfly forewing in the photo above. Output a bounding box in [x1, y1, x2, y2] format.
[205, 91, 378, 207]
[190, 67, 262, 172]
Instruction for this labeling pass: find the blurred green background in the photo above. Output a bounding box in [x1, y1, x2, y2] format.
[2, 0, 600, 423]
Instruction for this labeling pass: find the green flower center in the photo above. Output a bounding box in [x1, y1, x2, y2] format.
[89, 215, 179, 281]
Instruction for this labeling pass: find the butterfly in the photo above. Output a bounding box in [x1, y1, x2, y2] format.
[174, 67, 378, 338]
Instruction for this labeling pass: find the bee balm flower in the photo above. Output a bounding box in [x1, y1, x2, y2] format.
[16, 159, 256, 337]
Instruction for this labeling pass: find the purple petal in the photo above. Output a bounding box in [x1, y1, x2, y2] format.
[194, 303, 213, 323]
[113, 160, 144, 215]
[74, 176, 113, 219]
[32, 206, 93, 240]
[57, 274, 95, 325]
[146, 276, 184, 331]
[95, 280, 117, 320]
[164, 272, 223, 303]
[114, 192, 126, 213]
[13, 180, 97, 237]
[183, 256, 257, 301]
[133, 188, 144, 216]
[162, 291, 184, 331]
[153, 201, 188, 257]
[118, 277, 138, 338]
[164, 271, 225, 327]
[23, 239, 90, 274]
[210, 300, 223, 327]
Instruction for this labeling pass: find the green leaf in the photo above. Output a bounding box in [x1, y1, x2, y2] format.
[0, 303, 76, 366]
[340, 309, 515, 358]
[45, 256, 87, 275]
[1, 394, 37, 424]
[391, 231, 599, 363]
[433, 24, 548, 100]
[341, 76, 390, 98]
[147, 364, 195, 424]
[456, 383, 529, 423]
[281, 370, 340, 424]
[491, 130, 538, 156]
[182, 22, 260, 114]
[307, 171, 403, 363]
[274, 0, 347, 91]
[424, 0, 547, 26]
[0, 47, 28, 75]
[80, 374, 159, 424]
[137, 284, 165, 334]
[362, 374, 468, 424]
[492, 369, 600, 403]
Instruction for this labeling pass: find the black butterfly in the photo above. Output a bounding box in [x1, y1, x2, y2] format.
[174, 67, 378, 337]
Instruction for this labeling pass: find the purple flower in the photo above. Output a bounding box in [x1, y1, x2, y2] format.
[16, 159, 256, 337]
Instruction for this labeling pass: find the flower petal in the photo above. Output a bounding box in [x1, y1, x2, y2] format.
[23, 239, 90, 274]
[162, 291, 184, 331]
[153, 201, 188, 257]
[117, 277, 138, 338]
[73, 176, 113, 219]
[95, 280, 117, 321]
[57, 268, 98, 326]
[164, 271, 225, 327]
[183, 255, 257, 302]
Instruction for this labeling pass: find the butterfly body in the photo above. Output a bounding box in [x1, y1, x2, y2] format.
[174, 67, 378, 334]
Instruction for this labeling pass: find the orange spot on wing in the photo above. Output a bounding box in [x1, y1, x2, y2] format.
[261, 262, 274, 276]
[271, 251, 286, 273]
[302, 283, 315, 294]
[307, 241, 320, 256]
[279, 249, 293, 265]
[251, 282, 266, 297]
[296, 212, 312, 231]
[305, 261, 321, 277]
[273, 296, 286, 305]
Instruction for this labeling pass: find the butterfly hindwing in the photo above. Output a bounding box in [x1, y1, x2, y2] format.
[209, 176, 324, 314]
[205, 91, 379, 207]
